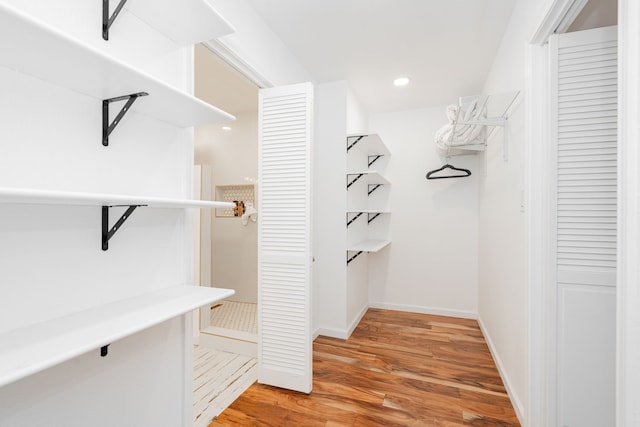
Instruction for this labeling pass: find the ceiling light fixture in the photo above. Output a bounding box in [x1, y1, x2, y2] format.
[221, 126, 232, 131]
[393, 77, 410, 87]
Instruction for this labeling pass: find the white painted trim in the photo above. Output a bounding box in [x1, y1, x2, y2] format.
[617, 1, 640, 425]
[478, 315, 525, 425]
[316, 327, 349, 340]
[203, 39, 274, 89]
[346, 304, 369, 338]
[528, 2, 595, 426]
[530, 0, 588, 45]
[526, 40, 556, 427]
[368, 302, 477, 320]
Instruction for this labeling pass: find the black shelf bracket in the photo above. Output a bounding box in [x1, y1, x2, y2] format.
[103, 0, 128, 40]
[346, 212, 364, 228]
[100, 344, 110, 357]
[102, 92, 148, 146]
[367, 213, 381, 224]
[347, 173, 364, 189]
[346, 135, 364, 152]
[347, 250, 364, 265]
[368, 155, 383, 167]
[368, 184, 382, 195]
[102, 204, 145, 251]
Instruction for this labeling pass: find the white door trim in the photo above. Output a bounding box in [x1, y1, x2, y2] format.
[617, 1, 640, 425]
[526, 39, 555, 427]
[529, 1, 640, 426]
[526, 1, 589, 426]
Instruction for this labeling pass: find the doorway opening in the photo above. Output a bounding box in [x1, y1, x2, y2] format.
[192, 42, 260, 426]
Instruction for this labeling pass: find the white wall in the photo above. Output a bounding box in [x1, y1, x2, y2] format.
[476, 0, 555, 422]
[195, 111, 258, 302]
[368, 107, 479, 318]
[314, 82, 348, 335]
[0, 1, 197, 426]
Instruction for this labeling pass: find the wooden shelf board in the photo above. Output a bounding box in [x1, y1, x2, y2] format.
[124, 0, 235, 45]
[347, 240, 391, 253]
[0, 3, 234, 128]
[0, 187, 235, 209]
[0, 286, 234, 388]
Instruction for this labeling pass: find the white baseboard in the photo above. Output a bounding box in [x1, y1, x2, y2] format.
[316, 327, 349, 340]
[316, 304, 370, 340]
[346, 304, 369, 337]
[477, 315, 525, 425]
[368, 301, 477, 319]
[316, 303, 477, 339]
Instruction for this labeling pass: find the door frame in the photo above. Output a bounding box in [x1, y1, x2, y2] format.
[616, 1, 640, 425]
[527, 1, 639, 426]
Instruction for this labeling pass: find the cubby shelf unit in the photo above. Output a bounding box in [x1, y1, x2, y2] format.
[0, 2, 234, 135]
[105, 0, 235, 44]
[0, 285, 235, 388]
[345, 133, 391, 266]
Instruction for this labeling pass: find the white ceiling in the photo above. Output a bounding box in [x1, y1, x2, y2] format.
[245, 0, 516, 113]
[196, 1, 517, 115]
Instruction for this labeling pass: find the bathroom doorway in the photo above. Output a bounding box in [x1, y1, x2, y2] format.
[192, 43, 260, 426]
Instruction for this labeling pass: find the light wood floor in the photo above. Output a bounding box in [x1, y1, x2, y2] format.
[210, 308, 520, 426]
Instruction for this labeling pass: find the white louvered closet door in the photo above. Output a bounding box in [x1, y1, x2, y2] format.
[257, 83, 313, 393]
[550, 26, 617, 427]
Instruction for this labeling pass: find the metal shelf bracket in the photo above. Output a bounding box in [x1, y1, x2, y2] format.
[368, 155, 383, 167]
[102, 204, 145, 251]
[367, 213, 381, 224]
[100, 344, 110, 357]
[368, 184, 382, 195]
[346, 212, 364, 227]
[102, 92, 148, 146]
[347, 251, 363, 265]
[346, 135, 364, 152]
[347, 173, 364, 189]
[102, 0, 128, 40]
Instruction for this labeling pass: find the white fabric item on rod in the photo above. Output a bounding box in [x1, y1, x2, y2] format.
[434, 99, 487, 150]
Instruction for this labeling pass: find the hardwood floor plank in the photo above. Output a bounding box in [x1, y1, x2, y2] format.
[210, 309, 520, 426]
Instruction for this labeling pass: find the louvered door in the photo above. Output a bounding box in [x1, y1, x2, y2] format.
[550, 26, 617, 427]
[257, 83, 313, 393]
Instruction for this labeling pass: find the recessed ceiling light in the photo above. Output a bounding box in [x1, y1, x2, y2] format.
[221, 126, 232, 131]
[393, 77, 410, 87]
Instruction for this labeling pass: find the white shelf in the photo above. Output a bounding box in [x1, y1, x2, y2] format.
[0, 285, 234, 388]
[347, 171, 391, 185]
[124, 0, 235, 45]
[0, 187, 235, 209]
[0, 3, 234, 128]
[347, 134, 391, 156]
[347, 240, 391, 253]
[346, 210, 390, 214]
